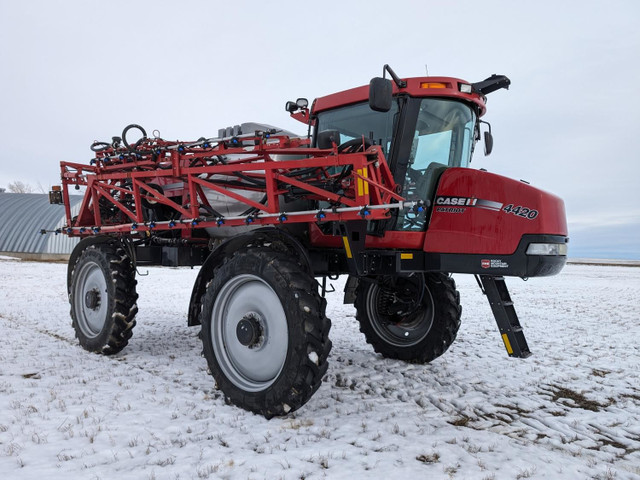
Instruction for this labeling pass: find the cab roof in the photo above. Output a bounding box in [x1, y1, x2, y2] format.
[311, 77, 488, 117]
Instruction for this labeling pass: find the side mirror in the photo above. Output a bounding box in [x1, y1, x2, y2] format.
[369, 77, 393, 112]
[317, 129, 341, 149]
[285, 101, 297, 113]
[484, 130, 494, 156]
[286, 98, 309, 113]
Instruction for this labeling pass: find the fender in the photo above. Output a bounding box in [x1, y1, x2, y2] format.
[187, 227, 313, 326]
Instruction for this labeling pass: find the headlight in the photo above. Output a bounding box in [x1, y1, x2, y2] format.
[526, 243, 568, 256]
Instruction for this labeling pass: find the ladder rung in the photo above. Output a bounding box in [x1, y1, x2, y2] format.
[479, 275, 531, 359]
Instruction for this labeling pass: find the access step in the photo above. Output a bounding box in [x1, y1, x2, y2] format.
[478, 275, 532, 358]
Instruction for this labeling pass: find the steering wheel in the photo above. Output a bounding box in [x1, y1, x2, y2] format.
[337, 137, 372, 154]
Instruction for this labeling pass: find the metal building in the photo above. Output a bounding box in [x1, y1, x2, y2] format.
[0, 192, 82, 259]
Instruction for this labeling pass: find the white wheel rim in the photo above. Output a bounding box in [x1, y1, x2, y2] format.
[73, 260, 108, 338]
[211, 274, 288, 392]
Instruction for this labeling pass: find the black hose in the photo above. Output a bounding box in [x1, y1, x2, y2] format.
[91, 141, 111, 152]
[122, 124, 148, 154]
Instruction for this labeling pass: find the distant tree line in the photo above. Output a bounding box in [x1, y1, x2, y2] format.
[3, 181, 46, 194]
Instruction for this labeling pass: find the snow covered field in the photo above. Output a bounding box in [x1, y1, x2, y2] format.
[1, 257, 639, 480]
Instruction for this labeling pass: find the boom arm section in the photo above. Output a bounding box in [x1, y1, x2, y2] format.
[58, 130, 411, 237]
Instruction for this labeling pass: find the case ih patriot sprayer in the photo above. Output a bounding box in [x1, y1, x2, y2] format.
[49, 66, 568, 417]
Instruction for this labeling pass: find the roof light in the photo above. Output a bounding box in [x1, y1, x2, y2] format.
[420, 82, 447, 89]
[459, 83, 472, 94]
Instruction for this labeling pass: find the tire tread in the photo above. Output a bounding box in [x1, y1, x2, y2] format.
[355, 272, 461, 364]
[200, 246, 331, 418]
[69, 242, 138, 355]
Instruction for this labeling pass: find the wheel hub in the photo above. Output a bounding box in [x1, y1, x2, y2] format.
[84, 288, 101, 310]
[366, 277, 434, 347]
[236, 313, 263, 348]
[378, 277, 423, 318]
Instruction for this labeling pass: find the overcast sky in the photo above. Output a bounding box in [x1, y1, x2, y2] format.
[1, 0, 638, 259]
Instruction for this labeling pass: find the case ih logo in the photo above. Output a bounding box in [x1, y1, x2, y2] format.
[436, 196, 477, 207]
[481, 259, 491, 269]
[435, 197, 503, 212]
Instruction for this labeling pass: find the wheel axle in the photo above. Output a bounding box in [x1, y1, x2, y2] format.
[84, 288, 101, 310]
[236, 314, 263, 348]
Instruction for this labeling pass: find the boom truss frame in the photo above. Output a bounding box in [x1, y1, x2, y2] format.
[59, 133, 411, 237]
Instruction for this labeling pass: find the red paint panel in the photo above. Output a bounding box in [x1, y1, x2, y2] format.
[424, 169, 567, 254]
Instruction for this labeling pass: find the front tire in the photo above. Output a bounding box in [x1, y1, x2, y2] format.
[69, 242, 138, 355]
[200, 248, 331, 418]
[355, 273, 461, 363]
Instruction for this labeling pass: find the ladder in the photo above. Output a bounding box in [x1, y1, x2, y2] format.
[478, 275, 531, 358]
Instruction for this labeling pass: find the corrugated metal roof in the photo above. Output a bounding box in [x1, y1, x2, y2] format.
[0, 193, 83, 254]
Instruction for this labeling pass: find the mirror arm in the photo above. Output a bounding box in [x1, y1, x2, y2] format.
[383, 64, 407, 88]
[479, 120, 492, 135]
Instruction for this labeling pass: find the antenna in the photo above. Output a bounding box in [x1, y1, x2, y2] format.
[425, 64, 429, 76]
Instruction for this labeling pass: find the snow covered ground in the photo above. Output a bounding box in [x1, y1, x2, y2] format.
[1, 257, 639, 480]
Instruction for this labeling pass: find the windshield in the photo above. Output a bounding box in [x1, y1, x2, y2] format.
[315, 97, 476, 231]
[314, 101, 399, 156]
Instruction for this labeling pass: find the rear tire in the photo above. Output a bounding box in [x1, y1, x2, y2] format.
[69, 242, 138, 355]
[355, 273, 461, 363]
[200, 248, 331, 418]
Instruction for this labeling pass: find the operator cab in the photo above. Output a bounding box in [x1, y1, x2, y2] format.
[313, 98, 477, 230]
[309, 68, 508, 232]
